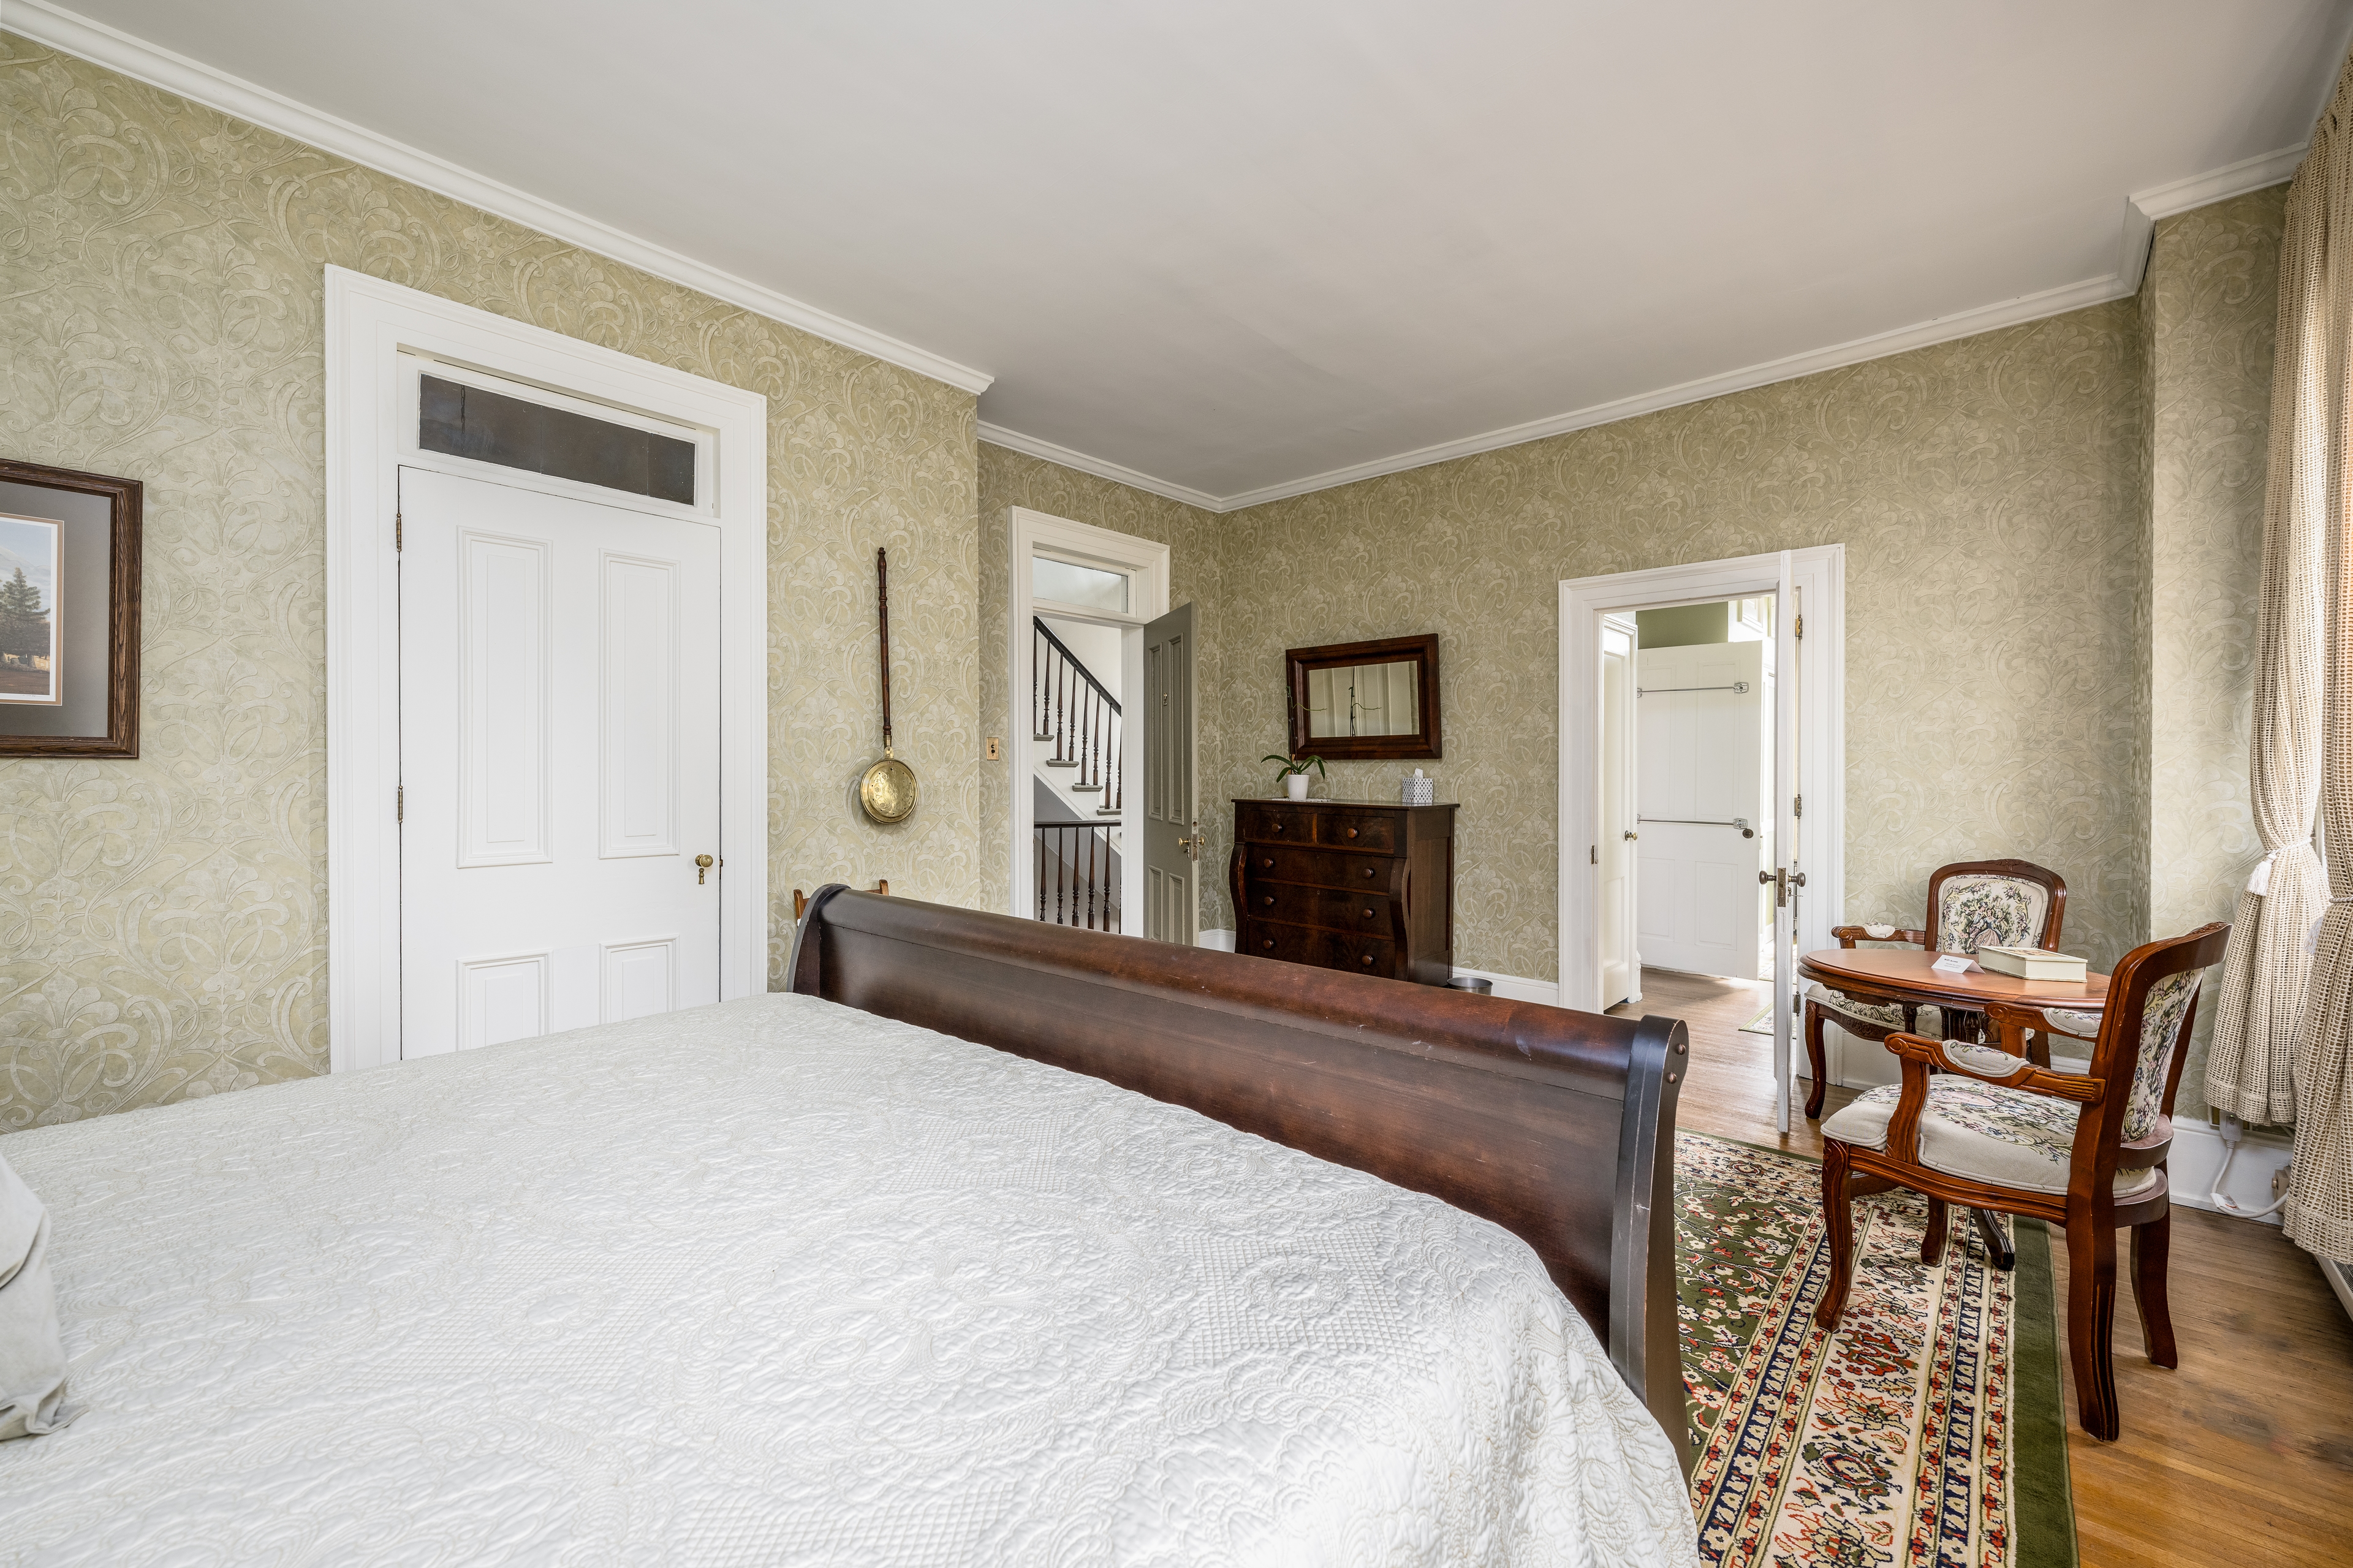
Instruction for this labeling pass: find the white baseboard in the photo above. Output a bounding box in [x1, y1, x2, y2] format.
[1448, 966, 1561, 1006]
[1196, 928, 1235, 953]
[2165, 1120, 2290, 1226]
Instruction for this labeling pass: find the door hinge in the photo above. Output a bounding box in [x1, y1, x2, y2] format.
[1590, 844, 1598, 865]
[395, 511, 402, 552]
[1794, 792, 1803, 819]
[1794, 613, 1802, 639]
[396, 784, 404, 822]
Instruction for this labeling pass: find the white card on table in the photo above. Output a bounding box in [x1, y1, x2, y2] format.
[1931, 953, 1974, 975]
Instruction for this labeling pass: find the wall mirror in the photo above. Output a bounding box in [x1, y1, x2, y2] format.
[1284, 634, 1441, 760]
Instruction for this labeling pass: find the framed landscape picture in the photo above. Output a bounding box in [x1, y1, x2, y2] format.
[0, 513, 62, 705]
[0, 460, 141, 758]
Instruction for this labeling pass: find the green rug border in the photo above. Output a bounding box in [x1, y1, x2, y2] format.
[1677, 1132, 2078, 1568]
[2009, 1218, 2077, 1568]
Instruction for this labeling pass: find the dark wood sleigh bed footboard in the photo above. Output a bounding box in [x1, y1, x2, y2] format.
[787, 887, 1692, 1465]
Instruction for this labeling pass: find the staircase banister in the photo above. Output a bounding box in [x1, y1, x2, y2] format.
[1034, 616, 1121, 715]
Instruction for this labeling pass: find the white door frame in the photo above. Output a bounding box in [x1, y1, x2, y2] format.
[1559, 547, 1844, 1013]
[1005, 507, 1169, 928]
[325, 267, 768, 1074]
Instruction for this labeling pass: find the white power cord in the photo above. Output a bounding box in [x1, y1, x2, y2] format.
[2210, 1113, 2293, 1218]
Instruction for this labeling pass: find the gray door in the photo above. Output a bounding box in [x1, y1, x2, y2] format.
[1142, 602, 1199, 942]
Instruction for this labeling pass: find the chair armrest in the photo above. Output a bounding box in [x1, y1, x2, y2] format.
[1876, 1031, 2102, 1166]
[1877, 1030, 2102, 1102]
[1831, 923, 1930, 948]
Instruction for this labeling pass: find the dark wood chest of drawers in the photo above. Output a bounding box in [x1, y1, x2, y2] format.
[1229, 799, 1455, 985]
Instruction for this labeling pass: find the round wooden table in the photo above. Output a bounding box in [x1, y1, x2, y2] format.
[1798, 947, 2110, 1061]
[1796, 947, 2112, 1271]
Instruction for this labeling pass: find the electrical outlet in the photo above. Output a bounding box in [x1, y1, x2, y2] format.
[986, 737, 1001, 760]
[2273, 1165, 2294, 1200]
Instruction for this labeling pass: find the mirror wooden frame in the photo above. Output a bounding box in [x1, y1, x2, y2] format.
[1284, 633, 1441, 761]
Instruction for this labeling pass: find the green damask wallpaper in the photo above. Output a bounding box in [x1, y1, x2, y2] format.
[0, 29, 2286, 1134]
[2147, 185, 2284, 1118]
[977, 445, 1231, 930]
[1212, 301, 2153, 984]
[0, 36, 982, 1129]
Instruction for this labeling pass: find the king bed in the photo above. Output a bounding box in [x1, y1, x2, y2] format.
[0, 890, 1697, 1565]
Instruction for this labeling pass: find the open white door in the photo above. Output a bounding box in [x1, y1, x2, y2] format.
[1768, 551, 1802, 1132]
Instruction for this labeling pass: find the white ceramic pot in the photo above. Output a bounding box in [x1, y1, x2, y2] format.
[1285, 773, 1310, 801]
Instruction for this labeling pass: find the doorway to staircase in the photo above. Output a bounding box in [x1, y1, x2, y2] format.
[1004, 509, 1184, 941]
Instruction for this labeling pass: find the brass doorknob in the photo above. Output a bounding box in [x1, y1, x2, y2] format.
[695, 853, 715, 885]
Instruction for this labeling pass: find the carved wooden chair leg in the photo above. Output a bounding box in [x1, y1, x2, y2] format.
[2132, 1210, 2178, 1369]
[2067, 1216, 2123, 1441]
[1814, 1142, 1858, 1330]
[1803, 999, 1830, 1119]
[1920, 1195, 1949, 1264]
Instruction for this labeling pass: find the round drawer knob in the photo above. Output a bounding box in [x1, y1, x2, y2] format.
[1345, 827, 1358, 839]
[1363, 907, 1374, 918]
[1262, 896, 1275, 906]
[1270, 824, 1283, 833]
[1262, 939, 1275, 950]
[1360, 955, 1374, 966]
[1261, 859, 1274, 869]
[1363, 868, 1376, 879]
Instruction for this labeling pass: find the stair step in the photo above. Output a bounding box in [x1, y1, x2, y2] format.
[1044, 759, 1078, 768]
[1096, 808, 1121, 817]
[1033, 733, 1053, 742]
[1070, 783, 1102, 792]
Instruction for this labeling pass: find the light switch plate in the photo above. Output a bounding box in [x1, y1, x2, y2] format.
[985, 737, 1001, 760]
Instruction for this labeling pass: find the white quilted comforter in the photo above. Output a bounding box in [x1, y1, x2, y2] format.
[0, 993, 1694, 1567]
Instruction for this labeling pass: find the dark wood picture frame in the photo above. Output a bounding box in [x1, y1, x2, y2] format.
[1284, 632, 1441, 760]
[0, 458, 142, 759]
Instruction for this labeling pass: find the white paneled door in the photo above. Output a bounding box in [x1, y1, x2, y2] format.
[1634, 638, 1771, 979]
[398, 466, 722, 1056]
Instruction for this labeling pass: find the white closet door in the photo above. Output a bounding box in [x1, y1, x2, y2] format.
[398, 466, 722, 1055]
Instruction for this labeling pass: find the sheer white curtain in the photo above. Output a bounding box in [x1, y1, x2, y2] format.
[2204, 97, 2332, 1128]
[2212, 50, 2353, 1265]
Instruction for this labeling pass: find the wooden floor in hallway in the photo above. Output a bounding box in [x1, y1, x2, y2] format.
[1611, 965, 2353, 1568]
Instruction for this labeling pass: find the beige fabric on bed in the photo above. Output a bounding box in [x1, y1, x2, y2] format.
[0, 1150, 70, 1441]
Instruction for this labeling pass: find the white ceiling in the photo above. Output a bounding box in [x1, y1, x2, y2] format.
[26, 1, 2353, 507]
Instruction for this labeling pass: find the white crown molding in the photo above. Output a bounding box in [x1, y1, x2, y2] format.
[977, 422, 1223, 512]
[1008, 137, 2310, 517]
[2118, 142, 2304, 293]
[9, 0, 994, 396]
[1211, 270, 2128, 512]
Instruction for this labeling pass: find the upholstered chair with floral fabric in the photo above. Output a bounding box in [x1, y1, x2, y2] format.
[1801, 858, 2067, 1118]
[1812, 921, 2229, 1441]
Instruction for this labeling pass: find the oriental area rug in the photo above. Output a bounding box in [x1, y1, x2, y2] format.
[1677, 1133, 2077, 1568]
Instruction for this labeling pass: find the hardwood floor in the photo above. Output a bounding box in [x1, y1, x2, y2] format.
[1612, 966, 2353, 1567]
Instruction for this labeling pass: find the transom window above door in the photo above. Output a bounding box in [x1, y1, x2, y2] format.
[1033, 553, 1131, 614]
[400, 358, 714, 519]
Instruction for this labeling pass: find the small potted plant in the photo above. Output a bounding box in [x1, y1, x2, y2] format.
[1264, 752, 1326, 801]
